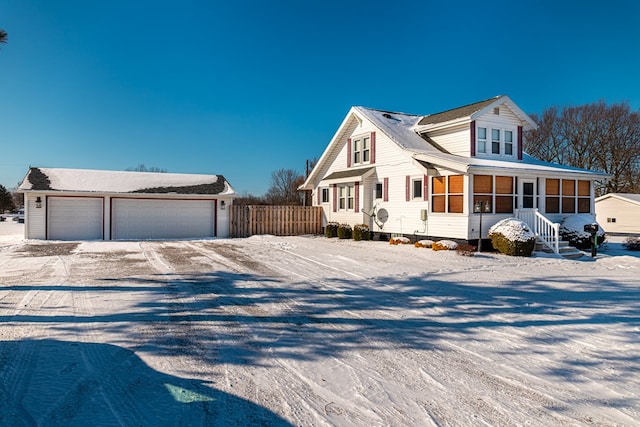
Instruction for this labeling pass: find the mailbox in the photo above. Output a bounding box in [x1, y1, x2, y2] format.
[584, 223, 600, 257]
[584, 223, 599, 234]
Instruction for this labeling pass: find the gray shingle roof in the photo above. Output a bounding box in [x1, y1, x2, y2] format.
[418, 96, 501, 126]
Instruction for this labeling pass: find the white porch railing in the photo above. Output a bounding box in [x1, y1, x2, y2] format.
[515, 208, 560, 254]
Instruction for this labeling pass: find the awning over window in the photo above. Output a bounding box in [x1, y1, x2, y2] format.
[320, 167, 375, 185]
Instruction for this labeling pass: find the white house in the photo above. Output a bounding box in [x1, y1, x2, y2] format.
[299, 96, 609, 252]
[595, 193, 640, 234]
[18, 167, 236, 240]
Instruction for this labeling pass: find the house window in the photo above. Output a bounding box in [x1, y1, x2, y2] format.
[448, 175, 464, 213]
[477, 125, 516, 157]
[375, 183, 383, 199]
[321, 188, 329, 204]
[432, 175, 464, 213]
[577, 180, 591, 213]
[477, 127, 487, 153]
[505, 130, 513, 156]
[473, 175, 493, 214]
[495, 176, 514, 212]
[432, 176, 446, 213]
[546, 179, 560, 213]
[362, 136, 370, 163]
[352, 135, 370, 166]
[339, 184, 354, 210]
[546, 179, 590, 214]
[491, 129, 501, 154]
[412, 178, 423, 199]
[607, 217, 617, 223]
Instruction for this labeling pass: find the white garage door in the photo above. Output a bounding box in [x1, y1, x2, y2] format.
[112, 199, 215, 240]
[48, 197, 104, 240]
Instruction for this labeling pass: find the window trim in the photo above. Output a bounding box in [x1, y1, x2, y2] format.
[412, 177, 423, 200]
[351, 134, 371, 166]
[375, 182, 383, 200]
[321, 188, 329, 204]
[476, 123, 517, 158]
[338, 184, 355, 211]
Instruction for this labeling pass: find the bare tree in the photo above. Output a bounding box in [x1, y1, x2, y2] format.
[0, 29, 7, 48]
[525, 101, 640, 195]
[126, 164, 167, 173]
[264, 168, 304, 205]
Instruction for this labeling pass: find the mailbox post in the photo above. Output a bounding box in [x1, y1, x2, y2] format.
[584, 223, 599, 257]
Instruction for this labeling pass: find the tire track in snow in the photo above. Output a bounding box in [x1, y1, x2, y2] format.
[226, 238, 591, 426]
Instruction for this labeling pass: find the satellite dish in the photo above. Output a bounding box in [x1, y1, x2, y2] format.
[377, 208, 389, 223]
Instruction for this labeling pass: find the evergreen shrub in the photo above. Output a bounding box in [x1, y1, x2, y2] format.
[325, 222, 339, 238]
[353, 224, 371, 241]
[337, 223, 352, 239]
[488, 218, 536, 256]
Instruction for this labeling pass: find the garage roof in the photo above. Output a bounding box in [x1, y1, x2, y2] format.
[18, 167, 236, 195]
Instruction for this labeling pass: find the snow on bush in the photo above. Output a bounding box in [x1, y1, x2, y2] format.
[488, 218, 536, 257]
[432, 240, 458, 251]
[389, 236, 411, 245]
[559, 214, 606, 250]
[623, 236, 640, 251]
[414, 239, 434, 248]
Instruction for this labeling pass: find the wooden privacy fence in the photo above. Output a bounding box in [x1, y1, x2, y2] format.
[230, 205, 323, 238]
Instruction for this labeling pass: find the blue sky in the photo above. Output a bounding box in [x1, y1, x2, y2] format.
[1, 1, 639, 196]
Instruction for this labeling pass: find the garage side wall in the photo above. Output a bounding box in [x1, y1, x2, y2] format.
[25, 193, 46, 239]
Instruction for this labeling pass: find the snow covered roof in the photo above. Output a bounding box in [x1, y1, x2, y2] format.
[357, 106, 608, 178]
[595, 193, 640, 206]
[18, 167, 236, 196]
[300, 97, 608, 191]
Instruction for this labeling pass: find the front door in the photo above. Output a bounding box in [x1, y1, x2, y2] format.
[518, 179, 536, 209]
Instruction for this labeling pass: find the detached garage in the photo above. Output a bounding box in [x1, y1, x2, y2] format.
[595, 193, 640, 235]
[18, 167, 237, 241]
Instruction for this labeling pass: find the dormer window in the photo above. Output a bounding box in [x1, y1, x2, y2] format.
[476, 124, 516, 157]
[477, 127, 487, 153]
[491, 129, 500, 154]
[505, 130, 513, 155]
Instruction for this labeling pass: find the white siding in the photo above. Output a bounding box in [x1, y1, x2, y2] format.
[428, 123, 470, 156]
[25, 193, 46, 239]
[595, 197, 640, 234]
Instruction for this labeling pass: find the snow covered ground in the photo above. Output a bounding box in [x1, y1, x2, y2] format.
[0, 222, 639, 426]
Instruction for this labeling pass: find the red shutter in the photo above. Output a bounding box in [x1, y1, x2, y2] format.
[355, 182, 360, 213]
[470, 120, 476, 157]
[332, 185, 337, 212]
[406, 176, 411, 201]
[517, 126, 523, 160]
[347, 138, 352, 168]
[317, 188, 321, 205]
[423, 175, 428, 201]
[383, 177, 389, 202]
[370, 131, 376, 164]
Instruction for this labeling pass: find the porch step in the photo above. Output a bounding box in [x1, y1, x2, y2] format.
[535, 239, 584, 259]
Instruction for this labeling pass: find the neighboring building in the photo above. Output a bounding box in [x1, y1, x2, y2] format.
[299, 96, 609, 252]
[18, 167, 236, 240]
[595, 193, 640, 234]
